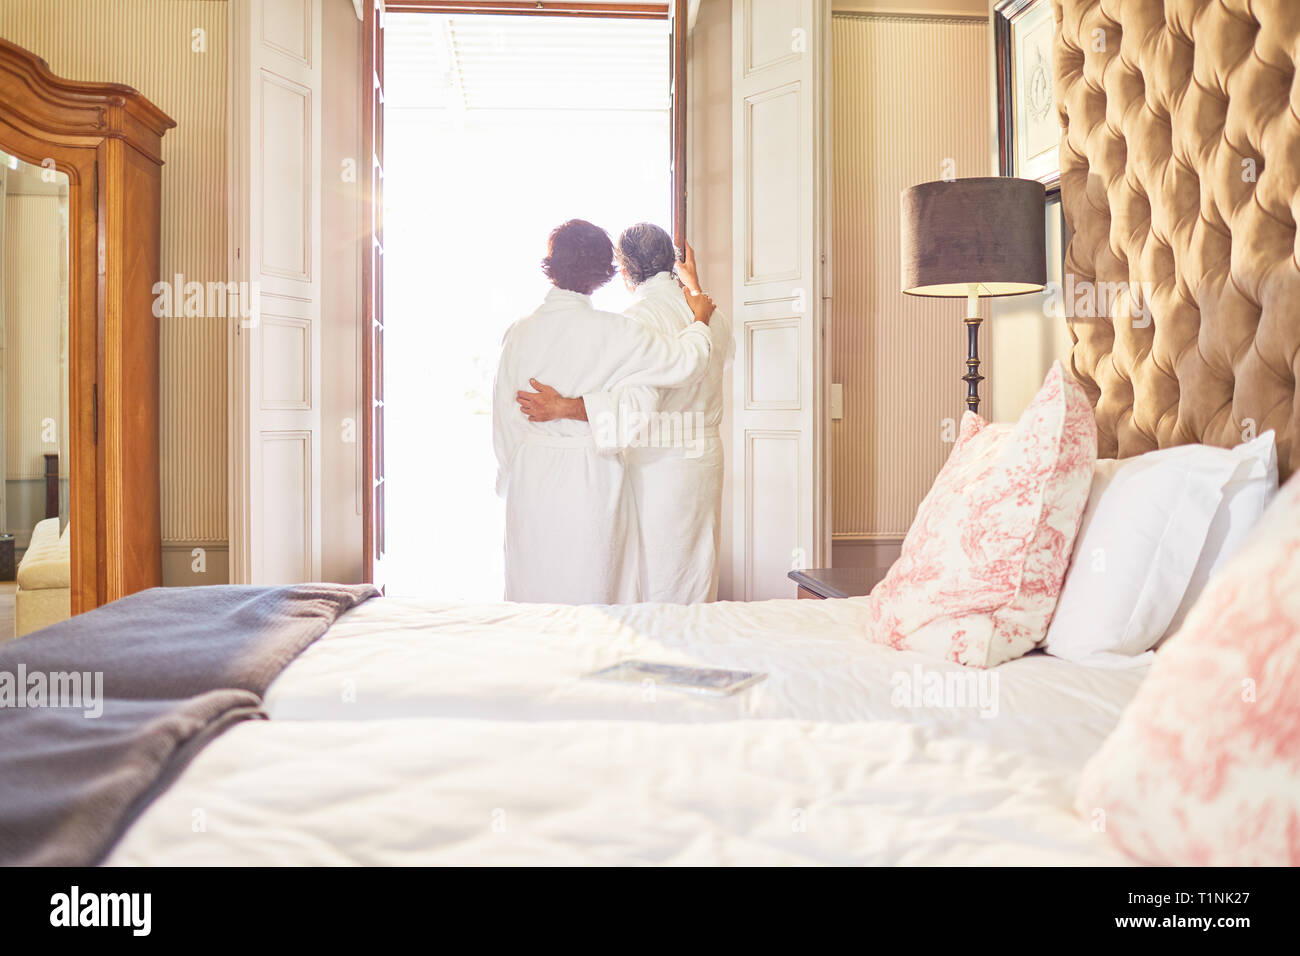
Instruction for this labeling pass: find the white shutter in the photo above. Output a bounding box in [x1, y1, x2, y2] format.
[730, 0, 831, 599]
[229, 0, 324, 583]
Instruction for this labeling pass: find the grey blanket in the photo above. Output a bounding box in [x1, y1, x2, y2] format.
[0, 583, 378, 866]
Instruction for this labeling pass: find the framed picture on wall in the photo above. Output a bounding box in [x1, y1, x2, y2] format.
[995, 0, 1060, 198]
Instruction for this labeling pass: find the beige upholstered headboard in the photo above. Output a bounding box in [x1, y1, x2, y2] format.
[1054, 0, 1300, 477]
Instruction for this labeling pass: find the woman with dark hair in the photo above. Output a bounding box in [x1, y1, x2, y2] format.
[515, 225, 733, 603]
[492, 219, 716, 604]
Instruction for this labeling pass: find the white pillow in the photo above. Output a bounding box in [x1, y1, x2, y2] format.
[1042, 432, 1276, 666]
[1160, 431, 1278, 641]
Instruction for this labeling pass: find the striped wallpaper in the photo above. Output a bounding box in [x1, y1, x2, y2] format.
[830, 12, 990, 538]
[0, 0, 230, 547]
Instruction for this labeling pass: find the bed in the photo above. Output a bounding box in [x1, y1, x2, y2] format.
[106, 596, 1144, 866]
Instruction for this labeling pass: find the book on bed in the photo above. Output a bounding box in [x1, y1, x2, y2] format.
[584, 660, 766, 697]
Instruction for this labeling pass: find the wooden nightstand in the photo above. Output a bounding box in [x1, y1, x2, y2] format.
[788, 566, 890, 599]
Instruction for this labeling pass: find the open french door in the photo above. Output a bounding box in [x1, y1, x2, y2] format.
[362, 0, 387, 585]
[730, 0, 831, 599]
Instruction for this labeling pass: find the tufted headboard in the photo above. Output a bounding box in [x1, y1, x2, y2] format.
[1053, 0, 1300, 477]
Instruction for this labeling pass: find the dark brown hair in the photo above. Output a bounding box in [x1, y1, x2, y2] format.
[541, 219, 617, 295]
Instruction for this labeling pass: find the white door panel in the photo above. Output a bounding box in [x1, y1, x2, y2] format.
[731, 0, 830, 600]
[230, 0, 323, 584]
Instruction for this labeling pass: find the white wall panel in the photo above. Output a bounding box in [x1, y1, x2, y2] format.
[262, 0, 312, 66]
[259, 316, 311, 410]
[258, 430, 311, 582]
[745, 430, 801, 599]
[746, 317, 800, 409]
[743, 0, 801, 74]
[259, 73, 312, 280]
[744, 84, 801, 283]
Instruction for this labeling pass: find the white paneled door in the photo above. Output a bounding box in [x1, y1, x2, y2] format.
[229, 0, 324, 583]
[731, 0, 831, 599]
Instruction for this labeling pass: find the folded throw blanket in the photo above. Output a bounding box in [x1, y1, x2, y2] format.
[0, 583, 378, 866]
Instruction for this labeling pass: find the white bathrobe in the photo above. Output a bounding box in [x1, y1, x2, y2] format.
[582, 272, 734, 603]
[493, 286, 712, 604]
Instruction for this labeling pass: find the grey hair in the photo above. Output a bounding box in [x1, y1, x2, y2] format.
[615, 223, 677, 287]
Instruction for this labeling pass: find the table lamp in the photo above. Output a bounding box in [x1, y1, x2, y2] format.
[900, 177, 1046, 415]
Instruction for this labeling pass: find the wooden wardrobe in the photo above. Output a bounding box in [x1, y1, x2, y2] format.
[0, 37, 172, 613]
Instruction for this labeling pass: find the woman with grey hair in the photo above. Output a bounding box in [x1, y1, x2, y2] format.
[516, 225, 733, 603]
[615, 222, 678, 287]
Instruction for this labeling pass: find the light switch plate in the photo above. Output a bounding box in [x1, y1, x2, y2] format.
[830, 383, 844, 421]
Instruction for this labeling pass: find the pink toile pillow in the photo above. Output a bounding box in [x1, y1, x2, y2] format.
[864, 361, 1096, 667]
[1076, 471, 1300, 865]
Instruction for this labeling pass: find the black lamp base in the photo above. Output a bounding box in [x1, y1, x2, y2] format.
[963, 316, 983, 415]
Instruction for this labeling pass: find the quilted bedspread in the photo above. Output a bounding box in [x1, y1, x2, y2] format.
[106, 596, 1145, 865]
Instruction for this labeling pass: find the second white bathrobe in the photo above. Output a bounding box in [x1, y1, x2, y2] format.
[582, 272, 734, 603]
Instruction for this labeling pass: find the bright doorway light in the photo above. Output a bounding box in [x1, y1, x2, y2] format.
[382, 12, 672, 600]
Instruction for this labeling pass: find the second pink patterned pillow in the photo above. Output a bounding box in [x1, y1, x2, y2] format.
[1075, 471, 1300, 865]
[864, 362, 1096, 667]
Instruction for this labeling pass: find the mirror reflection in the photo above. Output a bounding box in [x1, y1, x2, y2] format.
[0, 148, 70, 640]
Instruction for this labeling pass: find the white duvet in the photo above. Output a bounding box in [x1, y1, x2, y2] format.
[107, 596, 1145, 865]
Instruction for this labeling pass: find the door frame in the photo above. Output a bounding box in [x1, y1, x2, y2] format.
[360, 0, 690, 582]
[361, 0, 385, 584]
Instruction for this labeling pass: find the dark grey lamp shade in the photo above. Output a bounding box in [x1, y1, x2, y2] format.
[901, 177, 1047, 296]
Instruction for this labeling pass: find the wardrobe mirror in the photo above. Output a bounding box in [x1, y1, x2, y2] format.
[0, 146, 70, 638]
